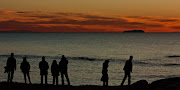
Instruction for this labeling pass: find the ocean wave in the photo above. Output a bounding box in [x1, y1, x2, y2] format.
[0, 54, 42, 58]
[163, 63, 180, 66]
[0, 54, 112, 61]
[1, 54, 180, 67]
[133, 61, 149, 66]
[145, 75, 179, 79]
[69, 57, 97, 61]
[166, 55, 180, 58]
[133, 61, 180, 67]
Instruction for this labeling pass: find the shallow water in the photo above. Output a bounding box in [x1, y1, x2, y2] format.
[0, 33, 180, 86]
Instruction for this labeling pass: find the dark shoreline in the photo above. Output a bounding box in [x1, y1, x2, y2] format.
[1, 77, 180, 90]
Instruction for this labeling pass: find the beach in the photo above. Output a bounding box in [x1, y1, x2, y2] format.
[1, 77, 180, 90]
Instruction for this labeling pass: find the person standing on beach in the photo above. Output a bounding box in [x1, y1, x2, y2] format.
[6, 53, 16, 82]
[51, 60, 59, 85]
[121, 56, 133, 86]
[20, 57, 31, 84]
[101, 60, 109, 86]
[59, 55, 70, 85]
[39, 56, 49, 85]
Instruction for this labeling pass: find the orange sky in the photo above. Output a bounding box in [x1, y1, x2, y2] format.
[0, 10, 180, 32]
[0, 0, 180, 32]
[1, 0, 180, 17]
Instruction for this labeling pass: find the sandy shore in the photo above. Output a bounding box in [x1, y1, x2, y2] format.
[0, 77, 180, 90]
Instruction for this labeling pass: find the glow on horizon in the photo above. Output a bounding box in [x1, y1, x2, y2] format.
[0, 10, 180, 32]
[0, 0, 180, 32]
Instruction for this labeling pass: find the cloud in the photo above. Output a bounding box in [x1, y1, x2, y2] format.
[126, 16, 154, 20]
[81, 14, 115, 20]
[0, 10, 179, 32]
[169, 26, 180, 29]
[126, 16, 180, 22]
[0, 20, 31, 29]
[151, 18, 179, 22]
[26, 16, 162, 29]
[29, 15, 56, 19]
[0, 20, 105, 32]
[16, 11, 28, 14]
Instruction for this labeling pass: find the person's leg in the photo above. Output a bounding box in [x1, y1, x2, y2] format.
[65, 73, 70, 85]
[106, 74, 108, 86]
[56, 76, 58, 85]
[128, 72, 131, 86]
[53, 76, 55, 85]
[45, 74, 47, 85]
[103, 81, 105, 86]
[61, 73, 64, 85]
[121, 71, 127, 86]
[41, 75, 43, 84]
[7, 71, 10, 82]
[106, 80, 108, 86]
[27, 72, 31, 84]
[10, 70, 14, 82]
[24, 73, 27, 83]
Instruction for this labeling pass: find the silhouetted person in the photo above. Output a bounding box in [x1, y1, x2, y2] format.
[6, 53, 16, 82]
[121, 56, 133, 86]
[39, 56, 49, 85]
[20, 57, 31, 84]
[101, 60, 109, 86]
[51, 60, 59, 85]
[59, 55, 70, 85]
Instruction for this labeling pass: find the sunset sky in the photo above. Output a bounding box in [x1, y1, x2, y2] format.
[0, 0, 180, 32]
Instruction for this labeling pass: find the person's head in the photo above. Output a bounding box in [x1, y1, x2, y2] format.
[105, 60, 109, 64]
[62, 55, 65, 58]
[129, 56, 133, 61]
[23, 57, 27, 62]
[42, 56, 45, 61]
[53, 60, 57, 64]
[11, 53, 14, 57]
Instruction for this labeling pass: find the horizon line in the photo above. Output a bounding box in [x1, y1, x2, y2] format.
[0, 31, 180, 33]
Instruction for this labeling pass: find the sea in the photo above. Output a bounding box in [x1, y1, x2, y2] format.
[0, 32, 180, 86]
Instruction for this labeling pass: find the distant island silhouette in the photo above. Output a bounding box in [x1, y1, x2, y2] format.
[123, 30, 145, 33]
